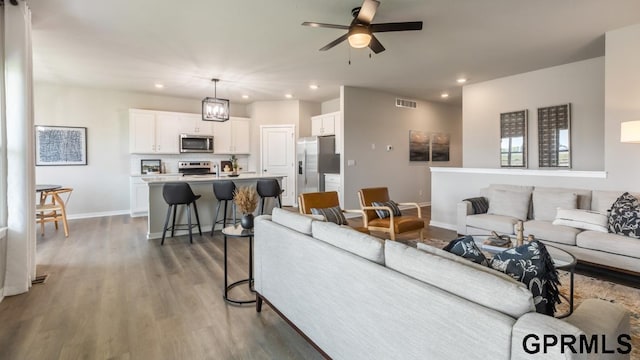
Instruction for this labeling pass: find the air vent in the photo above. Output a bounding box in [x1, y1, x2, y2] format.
[395, 98, 417, 109]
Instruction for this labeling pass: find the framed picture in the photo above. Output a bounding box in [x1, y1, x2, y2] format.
[35, 126, 87, 166]
[141, 159, 162, 174]
[409, 130, 430, 161]
[431, 133, 450, 162]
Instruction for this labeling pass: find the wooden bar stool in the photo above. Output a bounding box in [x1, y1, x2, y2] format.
[161, 182, 202, 245]
[211, 180, 238, 235]
[256, 179, 283, 215]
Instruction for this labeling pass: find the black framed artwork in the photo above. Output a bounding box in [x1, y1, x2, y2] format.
[35, 125, 87, 166]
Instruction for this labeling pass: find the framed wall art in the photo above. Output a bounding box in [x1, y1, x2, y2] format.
[409, 130, 430, 161]
[500, 110, 527, 168]
[431, 133, 450, 162]
[538, 104, 571, 168]
[35, 125, 87, 166]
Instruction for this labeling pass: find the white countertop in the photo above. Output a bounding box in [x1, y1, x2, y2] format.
[142, 173, 282, 184]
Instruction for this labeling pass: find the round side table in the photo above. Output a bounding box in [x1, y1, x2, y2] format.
[222, 225, 255, 305]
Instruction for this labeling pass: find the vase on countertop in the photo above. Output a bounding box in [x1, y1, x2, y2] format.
[241, 213, 254, 230]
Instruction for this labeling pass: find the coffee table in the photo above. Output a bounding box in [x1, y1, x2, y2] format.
[477, 236, 577, 318]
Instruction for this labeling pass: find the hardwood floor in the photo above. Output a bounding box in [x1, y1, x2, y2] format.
[0, 206, 453, 359]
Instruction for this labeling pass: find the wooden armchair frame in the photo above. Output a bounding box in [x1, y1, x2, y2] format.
[357, 189, 424, 241]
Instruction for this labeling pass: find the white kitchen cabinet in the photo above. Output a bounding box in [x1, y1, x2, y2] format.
[130, 176, 149, 217]
[154, 114, 181, 154]
[177, 113, 213, 135]
[213, 117, 250, 154]
[311, 112, 336, 136]
[333, 112, 343, 155]
[324, 173, 342, 206]
[129, 109, 181, 154]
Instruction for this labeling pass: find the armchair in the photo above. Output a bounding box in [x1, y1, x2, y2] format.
[357, 187, 424, 240]
[298, 191, 369, 234]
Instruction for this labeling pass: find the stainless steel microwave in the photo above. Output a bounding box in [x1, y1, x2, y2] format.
[179, 134, 214, 153]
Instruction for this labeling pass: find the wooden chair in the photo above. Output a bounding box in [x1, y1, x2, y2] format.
[357, 187, 424, 241]
[298, 191, 369, 234]
[36, 188, 73, 237]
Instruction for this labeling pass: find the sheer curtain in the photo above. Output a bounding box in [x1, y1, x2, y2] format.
[1, 0, 36, 298]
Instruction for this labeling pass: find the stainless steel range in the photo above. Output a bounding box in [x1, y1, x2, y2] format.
[178, 161, 215, 175]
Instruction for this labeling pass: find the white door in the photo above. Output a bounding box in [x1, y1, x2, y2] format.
[261, 125, 296, 206]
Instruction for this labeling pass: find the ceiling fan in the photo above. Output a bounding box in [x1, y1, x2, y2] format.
[302, 0, 423, 54]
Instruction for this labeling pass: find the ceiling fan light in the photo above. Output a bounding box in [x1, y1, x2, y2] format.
[348, 26, 372, 48]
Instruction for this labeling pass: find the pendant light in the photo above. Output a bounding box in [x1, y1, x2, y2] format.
[202, 78, 230, 121]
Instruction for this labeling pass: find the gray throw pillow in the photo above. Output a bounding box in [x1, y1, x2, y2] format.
[371, 200, 402, 218]
[487, 188, 531, 220]
[311, 206, 348, 225]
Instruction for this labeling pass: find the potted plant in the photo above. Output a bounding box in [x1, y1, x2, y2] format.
[230, 155, 239, 174]
[234, 186, 258, 229]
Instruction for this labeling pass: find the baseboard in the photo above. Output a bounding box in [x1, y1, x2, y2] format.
[429, 220, 457, 231]
[66, 209, 130, 220]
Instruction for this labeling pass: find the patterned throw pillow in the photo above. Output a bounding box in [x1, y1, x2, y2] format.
[489, 240, 560, 316]
[608, 192, 640, 238]
[371, 200, 402, 219]
[311, 206, 348, 226]
[463, 197, 489, 214]
[443, 235, 488, 266]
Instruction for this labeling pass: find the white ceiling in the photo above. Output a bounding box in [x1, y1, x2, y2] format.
[28, 0, 640, 105]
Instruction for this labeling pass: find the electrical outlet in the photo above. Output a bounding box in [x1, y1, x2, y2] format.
[386, 145, 393, 151]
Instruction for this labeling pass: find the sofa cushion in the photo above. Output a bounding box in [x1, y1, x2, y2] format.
[311, 221, 385, 264]
[371, 200, 402, 219]
[489, 240, 560, 315]
[467, 214, 519, 235]
[487, 188, 531, 221]
[591, 190, 626, 214]
[534, 186, 592, 210]
[608, 192, 640, 238]
[523, 220, 581, 246]
[272, 208, 316, 235]
[532, 190, 577, 221]
[577, 231, 640, 259]
[368, 215, 424, 233]
[385, 241, 534, 318]
[311, 206, 348, 225]
[417, 242, 522, 285]
[552, 208, 608, 233]
[443, 235, 489, 266]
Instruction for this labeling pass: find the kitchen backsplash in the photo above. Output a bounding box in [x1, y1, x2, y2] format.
[130, 153, 250, 175]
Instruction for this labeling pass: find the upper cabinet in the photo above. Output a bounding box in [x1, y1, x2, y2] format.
[311, 111, 342, 154]
[129, 109, 217, 154]
[213, 117, 250, 154]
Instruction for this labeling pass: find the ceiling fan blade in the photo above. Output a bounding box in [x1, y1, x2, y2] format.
[369, 35, 385, 54]
[301, 22, 349, 30]
[319, 33, 350, 51]
[371, 21, 423, 33]
[356, 0, 380, 25]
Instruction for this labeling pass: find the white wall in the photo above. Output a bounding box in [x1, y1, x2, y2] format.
[342, 86, 462, 209]
[34, 82, 247, 217]
[463, 57, 605, 170]
[321, 98, 340, 113]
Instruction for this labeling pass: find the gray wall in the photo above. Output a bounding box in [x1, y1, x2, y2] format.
[342, 86, 462, 209]
[321, 98, 340, 113]
[462, 57, 604, 170]
[34, 83, 247, 217]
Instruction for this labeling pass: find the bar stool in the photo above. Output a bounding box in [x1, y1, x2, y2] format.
[211, 180, 238, 235]
[161, 182, 202, 245]
[257, 179, 283, 215]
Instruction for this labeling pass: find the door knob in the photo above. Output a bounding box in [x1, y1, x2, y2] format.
[263, 169, 267, 172]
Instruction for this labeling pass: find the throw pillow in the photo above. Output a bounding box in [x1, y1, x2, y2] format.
[608, 192, 640, 238]
[552, 208, 608, 233]
[371, 200, 402, 219]
[311, 206, 348, 226]
[443, 235, 488, 266]
[463, 197, 489, 214]
[532, 190, 578, 221]
[487, 188, 531, 221]
[489, 240, 560, 316]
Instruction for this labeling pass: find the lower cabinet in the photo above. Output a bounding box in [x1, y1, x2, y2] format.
[130, 177, 149, 217]
[324, 173, 341, 205]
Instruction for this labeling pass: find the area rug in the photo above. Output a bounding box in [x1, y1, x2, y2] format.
[400, 238, 639, 357]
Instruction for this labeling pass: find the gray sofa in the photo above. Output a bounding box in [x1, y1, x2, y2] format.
[254, 208, 629, 360]
[457, 184, 640, 274]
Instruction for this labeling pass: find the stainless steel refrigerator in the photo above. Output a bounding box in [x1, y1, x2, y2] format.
[297, 136, 340, 195]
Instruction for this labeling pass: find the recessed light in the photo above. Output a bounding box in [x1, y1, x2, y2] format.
[154, 83, 164, 89]
[309, 84, 319, 90]
[242, 94, 249, 99]
[456, 78, 467, 84]
[285, 93, 293, 99]
[441, 92, 449, 98]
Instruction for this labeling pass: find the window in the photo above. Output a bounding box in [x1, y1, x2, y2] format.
[538, 104, 571, 168]
[500, 110, 527, 168]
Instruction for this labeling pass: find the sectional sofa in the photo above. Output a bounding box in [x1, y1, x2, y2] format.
[457, 184, 640, 273]
[253, 208, 629, 359]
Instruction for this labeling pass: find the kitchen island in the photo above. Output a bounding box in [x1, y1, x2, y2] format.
[142, 174, 283, 239]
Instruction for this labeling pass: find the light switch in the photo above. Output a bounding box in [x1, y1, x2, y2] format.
[347, 160, 356, 167]
[386, 145, 393, 151]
